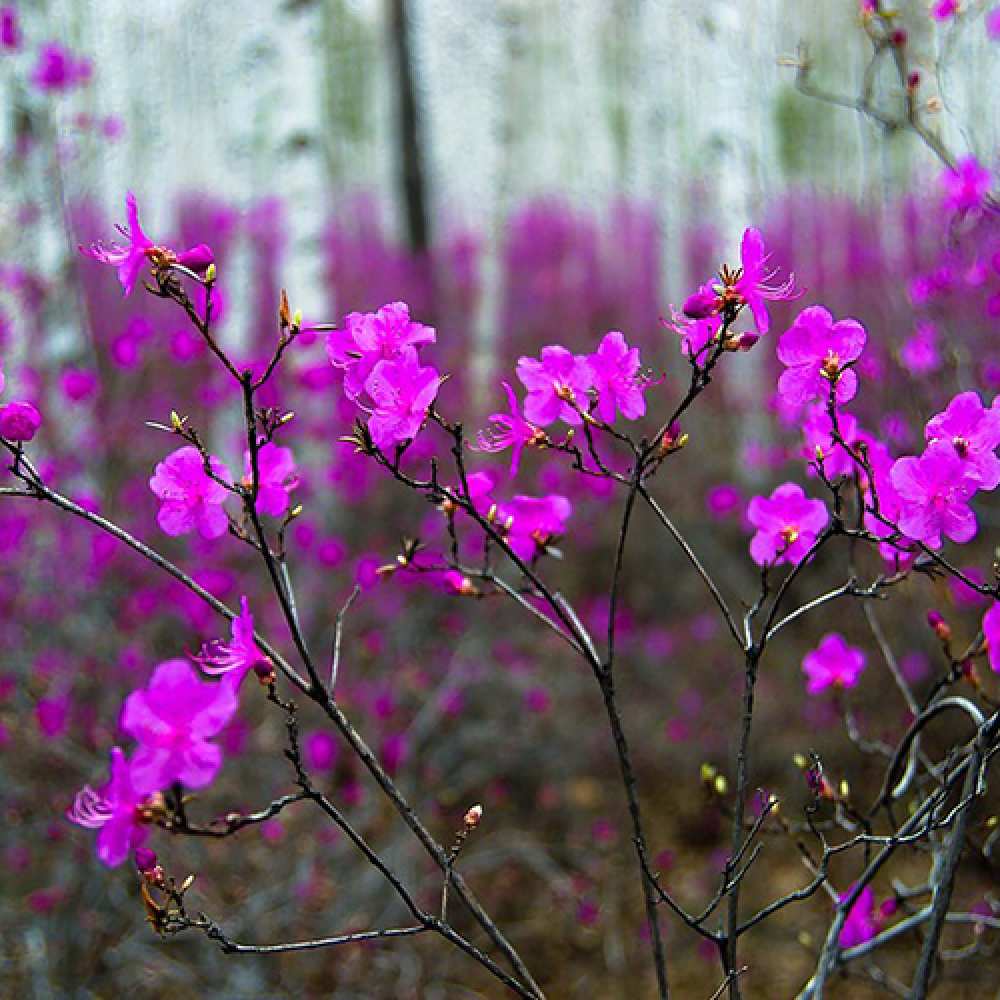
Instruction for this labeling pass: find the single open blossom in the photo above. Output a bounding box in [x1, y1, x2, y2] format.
[149, 446, 230, 540]
[747, 482, 829, 566]
[364, 353, 441, 450]
[80, 193, 215, 296]
[728, 227, 797, 335]
[924, 391, 1000, 489]
[475, 381, 543, 478]
[890, 441, 980, 548]
[121, 659, 239, 793]
[940, 155, 992, 215]
[67, 748, 152, 867]
[193, 595, 272, 684]
[327, 301, 435, 401]
[0, 400, 41, 441]
[982, 602, 1000, 673]
[501, 493, 573, 562]
[839, 886, 878, 948]
[777, 306, 867, 407]
[802, 633, 867, 694]
[31, 42, 92, 92]
[244, 442, 298, 517]
[516, 346, 593, 426]
[587, 331, 646, 423]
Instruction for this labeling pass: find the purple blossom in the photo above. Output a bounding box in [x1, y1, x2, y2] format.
[516, 346, 593, 426]
[475, 381, 542, 478]
[30, 42, 92, 92]
[777, 306, 867, 407]
[730, 227, 798, 335]
[67, 748, 152, 868]
[802, 633, 867, 694]
[802, 406, 861, 479]
[665, 311, 722, 360]
[988, 6, 1000, 40]
[747, 483, 829, 566]
[681, 283, 721, 320]
[1, 6, 19, 51]
[244, 442, 298, 517]
[363, 353, 441, 450]
[890, 441, 980, 548]
[930, 0, 959, 19]
[983, 602, 1000, 673]
[899, 322, 941, 376]
[940, 155, 992, 215]
[924, 391, 1000, 489]
[0, 400, 41, 441]
[149, 446, 231, 539]
[121, 659, 239, 793]
[586, 331, 646, 424]
[193, 596, 272, 684]
[501, 494, 573, 562]
[839, 886, 878, 948]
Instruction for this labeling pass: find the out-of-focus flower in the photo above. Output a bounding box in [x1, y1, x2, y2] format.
[0, 400, 41, 441]
[982, 602, 1000, 673]
[364, 353, 441, 450]
[777, 306, 867, 407]
[839, 886, 878, 948]
[516, 346, 593, 426]
[244, 442, 298, 517]
[1, 6, 20, 51]
[930, 0, 959, 20]
[587, 331, 646, 423]
[149, 446, 231, 539]
[940, 155, 992, 215]
[802, 633, 867, 694]
[30, 42, 92, 92]
[987, 6, 1000, 40]
[747, 483, 828, 566]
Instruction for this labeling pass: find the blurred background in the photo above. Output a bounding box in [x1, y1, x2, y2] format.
[1, 1, 999, 998]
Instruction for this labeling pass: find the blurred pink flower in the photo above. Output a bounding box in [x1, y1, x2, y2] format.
[30, 42, 91, 92]
[802, 633, 867, 694]
[983, 602, 1000, 672]
[987, 7, 1000, 39]
[747, 483, 828, 566]
[940, 155, 992, 215]
[930, 0, 959, 19]
[149, 446, 230, 539]
[899, 322, 941, 376]
[0, 6, 19, 51]
[839, 886, 878, 948]
[0, 400, 41, 441]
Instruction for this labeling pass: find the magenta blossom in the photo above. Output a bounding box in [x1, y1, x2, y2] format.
[244, 442, 298, 517]
[899, 322, 941, 376]
[924, 391, 1000, 489]
[890, 441, 981, 548]
[682, 283, 721, 320]
[81, 193, 215, 296]
[67, 748, 152, 868]
[665, 311, 722, 360]
[587, 331, 646, 424]
[777, 306, 867, 407]
[149, 446, 231, 540]
[930, 0, 959, 19]
[802, 633, 867, 694]
[501, 494, 573, 562]
[729, 227, 798, 335]
[516, 346, 593, 426]
[0, 400, 41, 442]
[193, 595, 272, 684]
[982, 603, 1000, 673]
[363, 354, 441, 450]
[747, 482, 829, 566]
[988, 6, 1000, 40]
[121, 659, 239, 793]
[839, 886, 878, 948]
[1, 6, 19, 51]
[475, 381, 542, 478]
[31, 42, 92, 92]
[327, 301, 435, 401]
[940, 155, 992, 215]
[802, 406, 861, 480]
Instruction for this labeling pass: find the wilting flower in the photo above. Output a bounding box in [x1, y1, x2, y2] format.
[587, 331, 646, 424]
[516, 346, 593, 426]
[747, 482, 829, 566]
[364, 353, 442, 450]
[193, 596, 273, 684]
[475, 381, 542, 478]
[924, 391, 1000, 490]
[777, 306, 867, 407]
[728, 227, 798, 335]
[80, 193, 215, 296]
[982, 602, 1000, 673]
[501, 493, 573, 562]
[149, 446, 231, 539]
[67, 748, 152, 867]
[244, 442, 298, 517]
[890, 441, 980, 548]
[940, 155, 992, 215]
[839, 886, 878, 948]
[0, 400, 41, 442]
[802, 633, 867, 694]
[121, 659, 239, 793]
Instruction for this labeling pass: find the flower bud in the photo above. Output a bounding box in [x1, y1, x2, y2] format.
[926, 609, 951, 642]
[176, 243, 215, 272]
[890, 27, 907, 47]
[907, 70, 920, 91]
[463, 804, 484, 828]
[134, 847, 158, 873]
[253, 657, 276, 686]
[0, 401, 41, 442]
[682, 284, 721, 320]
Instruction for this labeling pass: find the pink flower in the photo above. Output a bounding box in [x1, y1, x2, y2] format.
[30, 42, 92, 92]
[1, 6, 20, 51]
[802, 633, 867, 694]
[0, 400, 41, 441]
[516, 346, 593, 426]
[121, 659, 239, 793]
[924, 391, 1000, 489]
[747, 483, 829, 566]
[364, 353, 441, 450]
[244, 442, 298, 517]
[81, 193, 215, 297]
[67, 748, 152, 868]
[777, 306, 867, 407]
[839, 886, 878, 948]
[899, 322, 941, 376]
[475, 381, 542, 478]
[983, 602, 1000, 673]
[149, 446, 230, 539]
[930, 0, 959, 20]
[587, 331, 646, 424]
[730, 227, 798, 335]
[665, 311, 722, 360]
[802, 406, 861, 479]
[327, 301, 435, 401]
[987, 7, 1000, 40]
[193, 596, 272, 684]
[501, 494, 573, 562]
[705, 483, 742, 519]
[940, 155, 992, 215]
[890, 441, 980, 548]
[682, 283, 721, 320]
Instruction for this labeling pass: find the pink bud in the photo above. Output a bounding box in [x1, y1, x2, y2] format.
[682, 284, 721, 320]
[134, 848, 158, 873]
[176, 243, 215, 271]
[0, 400, 42, 442]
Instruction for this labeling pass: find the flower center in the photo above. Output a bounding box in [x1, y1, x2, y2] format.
[952, 435, 970, 457]
[554, 383, 576, 404]
[780, 525, 800, 546]
[821, 351, 841, 379]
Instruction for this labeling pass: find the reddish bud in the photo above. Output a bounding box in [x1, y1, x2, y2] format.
[134, 848, 158, 873]
[926, 609, 952, 642]
[890, 27, 907, 47]
[175, 243, 215, 271]
[682, 285, 721, 320]
[907, 70, 920, 91]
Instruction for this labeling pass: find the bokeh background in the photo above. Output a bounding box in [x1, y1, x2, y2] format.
[1, 2, 999, 998]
